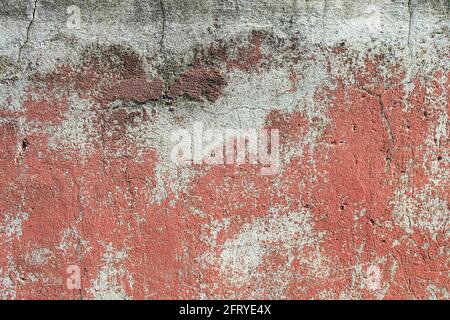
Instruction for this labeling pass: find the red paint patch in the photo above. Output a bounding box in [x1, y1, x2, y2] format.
[103, 76, 164, 104]
[168, 67, 226, 102]
[226, 31, 265, 72]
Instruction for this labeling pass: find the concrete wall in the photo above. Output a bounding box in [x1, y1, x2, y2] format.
[0, 0, 448, 299]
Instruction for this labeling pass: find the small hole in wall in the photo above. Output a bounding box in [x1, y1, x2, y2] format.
[22, 139, 30, 151]
[437, 156, 442, 161]
[21, 138, 29, 151]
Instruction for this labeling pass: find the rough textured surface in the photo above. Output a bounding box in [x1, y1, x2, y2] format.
[0, 0, 449, 299]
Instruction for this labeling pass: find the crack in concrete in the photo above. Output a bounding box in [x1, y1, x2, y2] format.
[157, 0, 169, 101]
[378, 94, 395, 145]
[407, 0, 414, 45]
[361, 87, 396, 169]
[159, 0, 166, 54]
[18, 0, 38, 62]
[377, 95, 396, 170]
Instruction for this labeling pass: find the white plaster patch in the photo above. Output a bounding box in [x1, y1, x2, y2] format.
[0, 211, 29, 241]
[201, 209, 328, 298]
[90, 243, 132, 300]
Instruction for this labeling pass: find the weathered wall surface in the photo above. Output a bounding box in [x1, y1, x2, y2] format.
[0, 0, 448, 299]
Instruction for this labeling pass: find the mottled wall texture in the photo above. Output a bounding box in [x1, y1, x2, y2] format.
[0, 0, 448, 300]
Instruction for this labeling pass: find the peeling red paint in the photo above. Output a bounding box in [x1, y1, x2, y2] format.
[226, 31, 265, 72]
[104, 76, 164, 104]
[0, 32, 448, 300]
[168, 67, 226, 102]
[24, 94, 68, 125]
